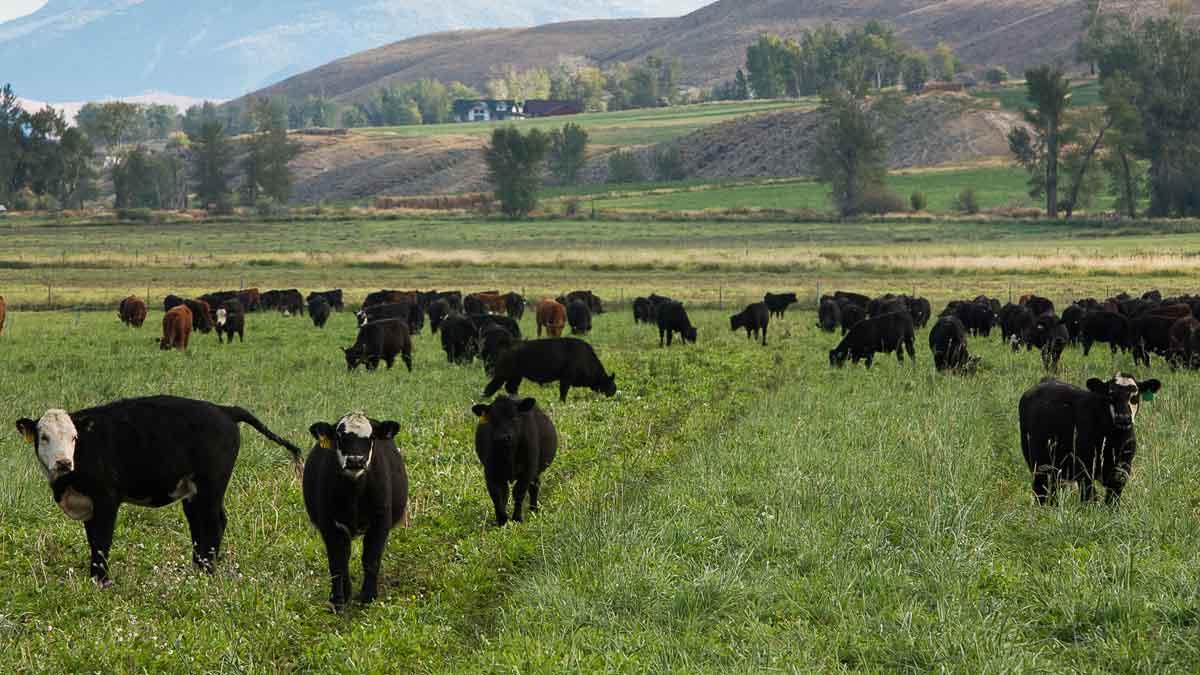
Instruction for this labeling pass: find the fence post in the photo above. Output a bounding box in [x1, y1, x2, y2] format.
[718, 286, 723, 309]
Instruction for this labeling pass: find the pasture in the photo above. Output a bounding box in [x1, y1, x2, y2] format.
[4, 214, 1200, 671]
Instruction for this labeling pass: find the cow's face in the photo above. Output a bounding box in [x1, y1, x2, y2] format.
[472, 397, 535, 450]
[596, 373, 617, 397]
[216, 308, 227, 327]
[1087, 374, 1162, 431]
[829, 348, 847, 368]
[683, 326, 698, 343]
[16, 410, 79, 480]
[343, 346, 364, 371]
[309, 413, 399, 478]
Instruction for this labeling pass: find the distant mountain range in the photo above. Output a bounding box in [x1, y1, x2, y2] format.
[0, 0, 710, 102]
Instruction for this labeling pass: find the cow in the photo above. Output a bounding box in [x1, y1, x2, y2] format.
[868, 294, 906, 319]
[818, 298, 841, 333]
[440, 314, 478, 364]
[183, 299, 213, 334]
[929, 316, 970, 372]
[999, 303, 1035, 351]
[160, 305, 192, 351]
[839, 303, 865, 335]
[428, 299, 451, 334]
[905, 296, 932, 328]
[305, 413, 407, 609]
[467, 292, 505, 315]
[834, 291, 871, 309]
[471, 396, 557, 527]
[359, 302, 422, 335]
[829, 311, 916, 368]
[215, 300, 245, 344]
[569, 290, 604, 314]
[199, 291, 237, 311]
[237, 288, 261, 312]
[1061, 304, 1087, 344]
[479, 325, 517, 374]
[0, 294, 6, 336]
[763, 292, 798, 319]
[118, 296, 147, 328]
[656, 301, 697, 347]
[1081, 311, 1134, 356]
[15, 396, 303, 585]
[536, 299, 567, 338]
[483, 338, 617, 403]
[1019, 374, 1162, 504]
[633, 297, 657, 324]
[277, 289, 305, 316]
[730, 302, 770, 346]
[954, 301, 997, 337]
[307, 290, 344, 312]
[469, 314, 521, 340]
[1169, 317, 1200, 369]
[308, 296, 331, 328]
[163, 294, 184, 313]
[504, 292, 526, 320]
[344, 319, 413, 372]
[1034, 313, 1068, 370]
[566, 299, 592, 336]
[362, 290, 414, 310]
[1022, 295, 1055, 317]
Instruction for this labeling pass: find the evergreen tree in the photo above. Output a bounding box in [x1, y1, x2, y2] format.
[190, 119, 233, 209]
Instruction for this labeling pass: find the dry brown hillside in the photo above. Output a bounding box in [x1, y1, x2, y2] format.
[239, 0, 1106, 107]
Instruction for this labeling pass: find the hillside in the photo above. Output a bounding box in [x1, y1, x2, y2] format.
[243, 0, 1102, 107]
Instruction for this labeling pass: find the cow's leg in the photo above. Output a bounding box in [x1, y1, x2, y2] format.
[1082, 339, 1092, 356]
[487, 479, 509, 526]
[402, 352, 413, 372]
[358, 524, 390, 604]
[528, 475, 541, 513]
[658, 328, 665, 347]
[84, 502, 119, 586]
[1032, 472, 1054, 505]
[864, 354, 874, 369]
[511, 475, 531, 523]
[238, 329, 244, 343]
[1078, 477, 1097, 503]
[322, 530, 353, 609]
[762, 327, 768, 347]
[558, 381, 570, 402]
[482, 377, 503, 398]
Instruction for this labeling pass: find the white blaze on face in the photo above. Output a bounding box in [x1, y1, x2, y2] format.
[37, 409, 78, 477]
[1114, 373, 1139, 422]
[335, 412, 373, 472]
[216, 308, 227, 327]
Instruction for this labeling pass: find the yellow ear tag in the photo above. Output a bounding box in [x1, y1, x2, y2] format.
[479, 413, 489, 425]
[23, 430, 34, 444]
[319, 436, 333, 449]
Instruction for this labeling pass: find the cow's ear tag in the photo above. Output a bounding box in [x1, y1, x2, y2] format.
[22, 430, 34, 444]
[319, 435, 334, 449]
[1142, 390, 1155, 402]
[479, 413, 489, 425]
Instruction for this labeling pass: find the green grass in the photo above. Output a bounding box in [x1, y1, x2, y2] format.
[973, 79, 1102, 111]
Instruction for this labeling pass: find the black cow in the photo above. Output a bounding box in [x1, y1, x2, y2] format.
[15, 396, 302, 585]
[183, 299, 214, 334]
[954, 301, 997, 337]
[479, 325, 516, 374]
[358, 302, 422, 335]
[265, 289, 304, 316]
[905, 296, 932, 328]
[307, 290, 344, 312]
[305, 413, 407, 609]
[163, 294, 184, 313]
[483, 338, 617, 402]
[428, 299, 451, 334]
[633, 297, 654, 324]
[463, 294, 485, 316]
[657, 301, 697, 347]
[829, 311, 916, 368]
[504, 292, 526, 320]
[308, 296, 331, 328]
[763, 292, 798, 319]
[563, 290, 603, 314]
[839, 303, 865, 335]
[1081, 311, 1134, 356]
[730, 302, 770, 346]
[834, 291, 871, 309]
[344, 319, 413, 372]
[215, 300, 245, 344]
[1023, 295, 1055, 317]
[1034, 313, 1068, 370]
[471, 396, 557, 526]
[1061, 304, 1086, 344]
[929, 316, 970, 372]
[1169, 317, 1200, 368]
[566, 299, 592, 336]
[440, 314, 478, 364]
[999, 303, 1035, 351]
[469, 313, 522, 340]
[818, 298, 841, 333]
[1019, 375, 1161, 504]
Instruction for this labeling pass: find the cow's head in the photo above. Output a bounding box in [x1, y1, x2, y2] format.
[1087, 373, 1162, 431]
[594, 372, 617, 397]
[682, 325, 698, 343]
[216, 308, 227, 328]
[829, 347, 848, 368]
[309, 413, 399, 478]
[343, 345, 371, 371]
[16, 410, 79, 480]
[472, 396, 535, 450]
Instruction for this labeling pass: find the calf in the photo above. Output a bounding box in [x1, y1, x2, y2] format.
[344, 319, 413, 372]
[118, 296, 147, 328]
[817, 298, 841, 333]
[308, 296, 331, 328]
[763, 292, 798, 319]
[305, 413, 407, 609]
[536, 299, 567, 338]
[472, 396, 557, 526]
[929, 316, 970, 372]
[829, 311, 915, 368]
[160, 305, 192, 351]
[656, 301, 697, 346]
[504, 292, 526, 320]
[428, 298, 451, 334]
[1035, 313, 1068, 370]
[731, 302, 770, 346]
[307, 290, 344, 312]
[215, 300, 245, 344]
[567, 299, 592, 336]
[483, 338, 617, 402]
[440, 314, 478, 364]
[1019, 374, 1161, 504]
[15, 396, 302, 585]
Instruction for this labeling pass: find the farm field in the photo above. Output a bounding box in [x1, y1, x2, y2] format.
[972, 79, 1102, 111]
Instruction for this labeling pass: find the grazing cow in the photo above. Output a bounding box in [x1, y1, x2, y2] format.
[163, 294, 185, 313]
[558, 290, 603, 315]
[763, 292, 798, 319]
[1034, 313, 1069, 370]
[1061, 304, 1086, 344]
[305, 413, 407, 609]
[929, 316, 970, 372]
[829, 311, 916, 368]
[278, 289, 305, 316]
[472, 396, 557, 526]
[536, 299, 567, 338]
[440, 314, 478, 364]
[483, 338, 617, 402]
[160, 305, 192, 351]
[215, 300, 245, 344]
[633, 297, 652, 324]
[1081, 311, 1134, 356]
[469, 313, 522, 340]
[362, 290, 414, 310]
[183, 299, 214, 334]
[954, 301, 997, 337]
[868, 295, 907, 319]
[15, 396, 302, 585]
[731, 302, 770, 346]
[359, 302, 422, 335]
[1169, 317, 1200, 368]
[1019, 374, 1161, 504]
[818, 298, 841, 333]
[999, 303, 1035, 351]
[903, 296, 932, 328]
[428, 299, 451, 334]
[199, 291, 237, 311]
[479, 325, 516, 374]
[504, 292, 526, 320]
[307, 290, 344, 312]
[237, 288, 261, 312]
[118, 296, 147, 328]
[656, 301, 697, 346]
[0, 294, 6, 336]
[345, 319, 413, 372]
[308, 296, 331, 328]
[566, 299, 592, 336]
[839, 303, 865, 335]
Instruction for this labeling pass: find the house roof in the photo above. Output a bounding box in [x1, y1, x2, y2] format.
[523, 100, 584, 117]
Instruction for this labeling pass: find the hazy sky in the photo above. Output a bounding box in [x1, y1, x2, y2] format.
[0, 0, 47, 24]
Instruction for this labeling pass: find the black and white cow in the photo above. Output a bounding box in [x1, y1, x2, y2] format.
[15, 396, 303, 586]
[305, 413, 408, 609]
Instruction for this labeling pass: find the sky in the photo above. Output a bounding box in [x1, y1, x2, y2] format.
[0, 0, 47, 23]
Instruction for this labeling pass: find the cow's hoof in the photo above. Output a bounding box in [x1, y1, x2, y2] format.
[356, 592, 377, 605]
[327, 599, 347, 613]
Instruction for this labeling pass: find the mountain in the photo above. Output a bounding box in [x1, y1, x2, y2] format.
[0, 0, 711, 102]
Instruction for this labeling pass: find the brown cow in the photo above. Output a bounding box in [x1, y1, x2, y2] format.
[0, 295, 6, 336]
[238, 288, 261, 311]
[468, 292, 506, 314]
[118, 296, 148, 328]
[536, 299, 567, 338]
[160, 305, 193, 351]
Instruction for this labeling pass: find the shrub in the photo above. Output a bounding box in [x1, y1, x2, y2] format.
[856, 188, 908, 215]
[12, 188, 35, 211]
[607, 151, 644, 184]
[652, 146, 686, 181]
[954, 188, 981, 214]
[910, 191, 928, 212]
[984, 66, 1009, 86]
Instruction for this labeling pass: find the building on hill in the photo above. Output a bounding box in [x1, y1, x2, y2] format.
[452, 100, 524, 123]
[523, 100, 584, 118]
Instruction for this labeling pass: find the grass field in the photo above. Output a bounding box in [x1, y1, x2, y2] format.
[973, 79, 1102, 111]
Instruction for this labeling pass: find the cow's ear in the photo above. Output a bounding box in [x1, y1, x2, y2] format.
[309, 423, 336, 449]
[471, 404, 490, 419]
[1086, 378, 1107, 395]
[372, 421, 400, 440]
[16, 418, 36, 444]
[517, 398, 537, 413]
[1139, 379, 1162, 395]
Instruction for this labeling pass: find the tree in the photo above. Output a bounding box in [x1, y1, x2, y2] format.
[547, 123, 589, 185]
[746, 34, 799, 99]
[190, 119, 233, 208]
[901, 53, 930, 93]
[932, 42, 959, 81]
[984, 66, 1009, 86]
[484, 126, 549, 218]
[1011, 65, 1071, 218]
[112, 148, 160, 208]
[242, 98, 300, 204]
[80, 102, 142, 150]
[1099, 73, 1144, 218]
[813, 88, 899, 216]
[56, 127, 97, 209]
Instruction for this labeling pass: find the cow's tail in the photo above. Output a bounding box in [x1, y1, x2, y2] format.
[222, 406, 305, 478]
